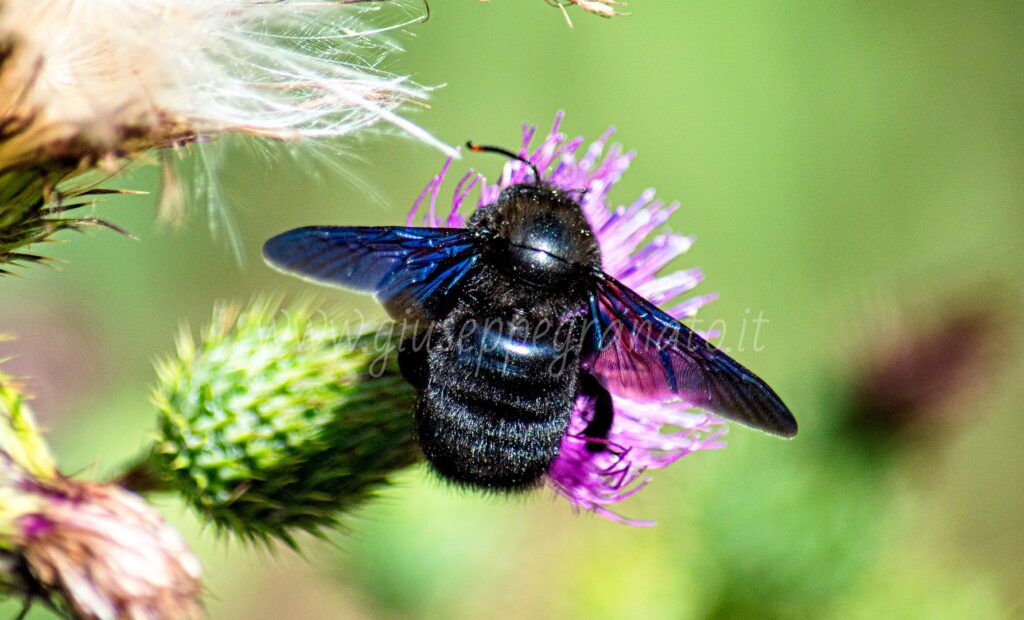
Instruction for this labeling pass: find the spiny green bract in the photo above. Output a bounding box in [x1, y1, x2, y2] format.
[0, 170, 132, 274]
[151, 299, 419, 546]
[0, 172, 76, 272]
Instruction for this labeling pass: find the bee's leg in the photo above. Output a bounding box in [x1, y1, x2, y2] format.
[397, 336, 429, 390]
[579, 372, 615, 452]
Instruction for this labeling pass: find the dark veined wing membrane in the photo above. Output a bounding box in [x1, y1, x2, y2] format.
[263, 226, 484, 320]
[586, 273, 798, 437]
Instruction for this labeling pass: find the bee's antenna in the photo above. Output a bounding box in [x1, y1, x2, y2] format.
[466, 142, 542, 183]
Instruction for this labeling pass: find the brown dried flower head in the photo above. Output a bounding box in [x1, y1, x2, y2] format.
[17, 480, 204, 620]
[1, 375, 204, 619]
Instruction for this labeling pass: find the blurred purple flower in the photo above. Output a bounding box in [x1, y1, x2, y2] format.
[844, 299, 1006, 444]
[409, 113, 727, 525]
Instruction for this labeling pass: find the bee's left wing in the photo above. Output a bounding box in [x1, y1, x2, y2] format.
[263, 226, 484, 320]
[585, 273, 798, 437]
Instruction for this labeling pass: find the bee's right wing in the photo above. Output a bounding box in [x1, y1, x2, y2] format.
[585, 273, 798, 438]
[263, 226, 484, 320]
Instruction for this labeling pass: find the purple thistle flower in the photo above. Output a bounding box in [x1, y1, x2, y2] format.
[408, 113, 728, 525]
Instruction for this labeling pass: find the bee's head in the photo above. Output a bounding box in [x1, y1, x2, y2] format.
[466, 141, 602, 287]
[492, 185, 603, 287]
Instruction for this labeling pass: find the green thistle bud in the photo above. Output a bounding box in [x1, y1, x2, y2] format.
[147, 299, 419, 545]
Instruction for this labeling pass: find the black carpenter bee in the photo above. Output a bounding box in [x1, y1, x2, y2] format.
[263, 144, 797, 491]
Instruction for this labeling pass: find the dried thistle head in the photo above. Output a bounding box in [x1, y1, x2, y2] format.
[16, 481, 204, 620]
[0, 0, 438, 175]
[0, 375, 204, 619]
[0, 0, 444, 270]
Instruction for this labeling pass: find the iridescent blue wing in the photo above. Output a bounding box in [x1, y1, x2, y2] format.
[585, 273, 797, 437]
[263, 226, 484, 320]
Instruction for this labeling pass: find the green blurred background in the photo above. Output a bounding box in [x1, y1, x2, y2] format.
[2, 1, 1023, 618]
